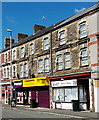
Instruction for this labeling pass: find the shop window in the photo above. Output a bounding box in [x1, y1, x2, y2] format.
[80, 48, 88, 66]
[59, 30, 65, 45]
[24, 63, 28, 77]
[53, 88, 64, 101]
[44, 58, 49, 72]
[13, 50, 16, 60]
[79, 22, 87, 39]
[38, 59, 43, 73]
[64, 53, 70, 69]
[2, 93, 5, 97]
[20, 47, 25, 58]
[64, 87, 78, 102]
[30, 43, 34, 55]
[79, 86, 87, 102]
[56, 55, 62, 70]
[44, 37, 49, 50]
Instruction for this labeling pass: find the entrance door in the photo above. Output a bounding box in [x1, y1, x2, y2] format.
[38, 90, 49, 108]
[5, 90, 8, 104]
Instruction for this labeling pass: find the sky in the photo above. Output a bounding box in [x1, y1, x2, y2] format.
[1, 2, 97, 50]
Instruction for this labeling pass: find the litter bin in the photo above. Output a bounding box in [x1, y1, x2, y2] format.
[30, 99, 36, 108]
[8, 98, 11, 105]
[72, 100, 79, 111]
[11, 99, 16, 107]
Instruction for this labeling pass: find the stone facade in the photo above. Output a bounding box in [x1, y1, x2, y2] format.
[0, 3, 99, 112]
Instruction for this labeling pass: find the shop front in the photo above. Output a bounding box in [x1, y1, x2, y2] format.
[50, 72, 90, 110]
[1, 82, 11, 104]
[13, 77, 50, 108]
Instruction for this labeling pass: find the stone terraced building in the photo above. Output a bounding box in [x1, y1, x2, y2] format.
[0, 3, 99, 112]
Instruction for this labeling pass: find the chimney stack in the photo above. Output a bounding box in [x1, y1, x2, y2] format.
[33, 24, 46, 34]
[17, 33, 28, 42]
[4, 37, 14, 48]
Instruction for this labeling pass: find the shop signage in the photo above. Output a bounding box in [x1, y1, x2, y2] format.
[13, 80, 22, 88]
[23, 77, 50, 87]
[51, 79, 77, 87]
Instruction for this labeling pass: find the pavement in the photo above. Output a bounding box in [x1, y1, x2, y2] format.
[2, 104, 99, 120]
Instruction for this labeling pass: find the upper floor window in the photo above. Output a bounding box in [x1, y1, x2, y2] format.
[13, 50, 16, 60]
[5, 53, 8, 63]
[44, 58, 49, 72]
[80, 48, 88, 66]
[20, 64, 24, 78]
[20, 47, 25, 58]
[7, 67, 9, 78]
[4, 68, 6, 78]
[79, 22, 87, 39]
[56, 55, 62, 70]
[13, 66, 16, 78]
[44, 37, 49, 50]
[64, 53, 70, 69]
[30, 43, 34, 55]
[24, 63, 28, 77]
[59, 31, 65, 45]
[38, 59, 43, 73]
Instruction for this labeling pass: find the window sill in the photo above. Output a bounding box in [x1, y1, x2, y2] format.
[78, 36, 88, 40]
[65, 67, 71, 70]
[80, 64, 89, 67]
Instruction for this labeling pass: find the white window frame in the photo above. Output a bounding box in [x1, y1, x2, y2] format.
[44, 37, 49, 50]
[64, 53, 70, 69]
[80, 48, 88, 66]
[4, 68, 6, 78]
[30, 43, 34, 55]
[38, 59, 43, 73]
[13, 66, 16, 78]
[44, 58, 49, 72]
[24, 63, 28, 77]
[20, 47, 25, 58]
[59, 31, 65, 45]
[13, 50, 16, 60]
[20, 64, 24, 78]
[56, 55, 62, 70]
[79, 22, 87, 39]
[7, 67, 9, 78]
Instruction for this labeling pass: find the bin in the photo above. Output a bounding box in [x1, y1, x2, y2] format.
[72, 100, 79, 111]
[8, 98, 11, 105]
[30, 99, 36, 108]
[11, 99, 16, 107]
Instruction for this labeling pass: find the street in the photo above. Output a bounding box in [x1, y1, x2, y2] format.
[1, 105, 99, 120]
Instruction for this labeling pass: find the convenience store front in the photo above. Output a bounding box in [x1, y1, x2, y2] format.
[13, 77, 50, 108]
[50, 73, 90, 110]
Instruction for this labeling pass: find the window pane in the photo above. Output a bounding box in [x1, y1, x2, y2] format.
[57, 55, 62, 70]
[21, 47, 24, 58]
[59, 31, 65, 45]
[79, 22, 87, 38]
[38, 60, 43, 73]
[45, 58, 49, 72]
[80, 48, 88, 66]
[30, 43, 34, 55]
[44, 37, 49, 50]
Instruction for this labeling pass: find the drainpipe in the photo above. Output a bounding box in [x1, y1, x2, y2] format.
[50, 30, 53, 76]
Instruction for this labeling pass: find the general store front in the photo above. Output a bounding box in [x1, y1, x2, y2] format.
[13, 77, 50, 108]
[50, 72, 90, 110]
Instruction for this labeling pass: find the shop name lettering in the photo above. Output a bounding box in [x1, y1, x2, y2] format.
[52, 80, 77, 87]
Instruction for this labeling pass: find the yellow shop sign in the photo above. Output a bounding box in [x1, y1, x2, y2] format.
[22, 77, 50, 87]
